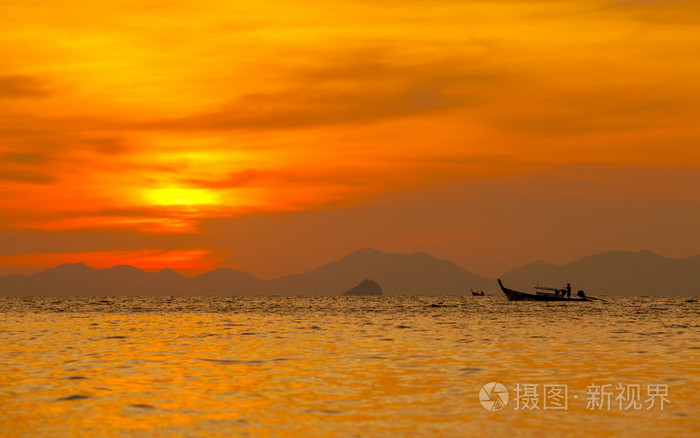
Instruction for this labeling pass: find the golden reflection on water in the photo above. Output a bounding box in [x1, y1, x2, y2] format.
[0, 296, 698, 437]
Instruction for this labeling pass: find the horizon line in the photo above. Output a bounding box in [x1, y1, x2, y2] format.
[0, 247, 694, 281]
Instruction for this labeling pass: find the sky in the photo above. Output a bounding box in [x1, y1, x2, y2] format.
[1, 0, 699, 278]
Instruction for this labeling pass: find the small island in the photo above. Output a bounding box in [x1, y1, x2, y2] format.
[343, 279, 382, 296]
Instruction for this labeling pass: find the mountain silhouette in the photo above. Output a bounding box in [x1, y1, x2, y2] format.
[501, 250, 700, 295]
[263, 248, 492, 295]
[2, 263, 189, 296]
[189, 268, 263, 295]
[0, 249, 698, 296]
[343, 279, 383, 296]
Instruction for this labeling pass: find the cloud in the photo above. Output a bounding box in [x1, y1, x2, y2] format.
[139, 49, 502, 132]
[82, 137, 131, 155]
[498, 94, 684, 135]
[0, 151, 55, 184]
[5, 204, 224, 233]
[185, 169, 262, 189]
[0, 75, 51, 98]
[185, 168, 371, 190]
[3, 152, 50, 165]
[0, 168, 55, 184]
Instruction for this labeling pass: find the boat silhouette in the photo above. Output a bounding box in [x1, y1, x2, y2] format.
[497, 279, 598, 302]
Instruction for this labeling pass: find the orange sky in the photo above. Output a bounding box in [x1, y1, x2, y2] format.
[1, 0, 699, 277]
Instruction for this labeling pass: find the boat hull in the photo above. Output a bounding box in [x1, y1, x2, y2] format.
[497, 279, 590, 302]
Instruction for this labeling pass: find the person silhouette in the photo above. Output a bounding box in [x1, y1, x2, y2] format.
[566, 283, 571, 299]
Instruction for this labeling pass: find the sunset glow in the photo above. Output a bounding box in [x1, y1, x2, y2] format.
[143, 188, 221, 207]
[1, 0, 699, 276]
[0, 249, 218, 275]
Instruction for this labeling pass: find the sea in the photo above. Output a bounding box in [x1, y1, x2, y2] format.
[0, 296, 697, 437]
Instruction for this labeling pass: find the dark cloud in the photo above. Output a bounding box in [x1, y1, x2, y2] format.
[497, 91, 693, 136]
[138, 51, 503, 132]
[0, 75, 51, 98]
[186, 169, 261, 189]
[82, 137, 130, 155]
[3, 152, 49, 165]
[594, 0, 700, 26]
[0, 151, 55, 184]
[0, 168, 55, 184]
[185, 168, 372, 190]
[144, 81, 461, 131]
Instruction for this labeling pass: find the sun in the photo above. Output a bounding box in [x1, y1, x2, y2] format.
[143, 188, 221, 206]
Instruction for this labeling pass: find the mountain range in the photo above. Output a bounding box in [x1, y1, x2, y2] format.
[500, 249, 700, 296]
[0, 248, 697, 296]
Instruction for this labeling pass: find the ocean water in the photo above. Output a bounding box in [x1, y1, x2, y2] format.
[0, 296, 698, 437]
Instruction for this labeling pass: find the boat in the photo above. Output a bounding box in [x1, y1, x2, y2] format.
[471, 289, 485, 296]
[497, 279, 593, 302]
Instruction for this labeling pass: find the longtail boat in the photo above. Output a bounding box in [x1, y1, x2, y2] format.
[471, 289, 485, 296]
[497, 279, 594, 302]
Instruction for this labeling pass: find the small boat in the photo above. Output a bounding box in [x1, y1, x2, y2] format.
[497, 279, 594, 302]
[471, 289, 485, 296]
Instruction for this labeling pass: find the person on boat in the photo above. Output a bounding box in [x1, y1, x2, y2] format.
[566, 283, 571, 299]
[577, 290, 586, 299]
